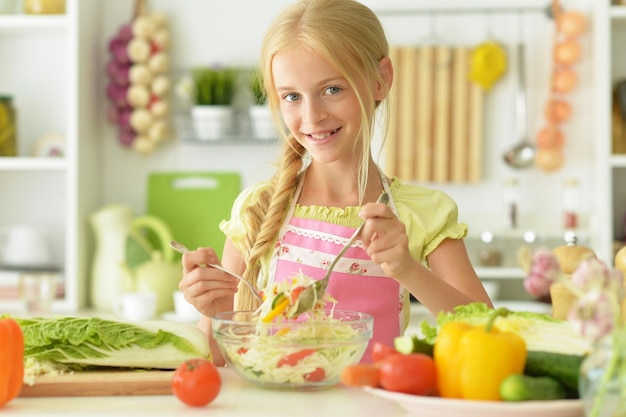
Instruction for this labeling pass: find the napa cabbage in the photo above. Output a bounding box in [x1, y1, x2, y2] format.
[8, 315, 211, 381]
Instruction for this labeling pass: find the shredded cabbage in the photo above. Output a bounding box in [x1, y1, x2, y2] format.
[214, 309, 371, 387]
[255, 270, 336, 320]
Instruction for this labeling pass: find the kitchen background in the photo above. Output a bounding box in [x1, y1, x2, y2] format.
[0, 0, 622, 315]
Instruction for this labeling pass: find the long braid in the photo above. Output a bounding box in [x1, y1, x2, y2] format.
[236, 138, 306, 311]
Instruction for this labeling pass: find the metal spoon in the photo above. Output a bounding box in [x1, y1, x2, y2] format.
[292, 191, 390, 317]
[169, 240, 263, 302]
[503, 42, 535, 169]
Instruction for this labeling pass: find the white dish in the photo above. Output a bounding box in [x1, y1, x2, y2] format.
[161, 311, 200, 323]
[494, 300, 552, 314]
[362, 387, 583, 417]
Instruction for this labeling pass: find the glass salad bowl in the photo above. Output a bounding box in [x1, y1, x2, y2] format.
[212, 309, 373, 389]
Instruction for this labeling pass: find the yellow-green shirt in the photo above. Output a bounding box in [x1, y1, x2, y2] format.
[220, 177, 467, 291]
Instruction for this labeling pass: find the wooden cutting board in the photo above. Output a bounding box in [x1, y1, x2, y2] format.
[19, 370, 175, 397]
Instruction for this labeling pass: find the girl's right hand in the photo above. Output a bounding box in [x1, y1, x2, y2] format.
[178, 247, 239, 317]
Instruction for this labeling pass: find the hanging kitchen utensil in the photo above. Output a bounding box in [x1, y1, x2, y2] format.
[469, 13, 507, 91]
[503, 14, 535, 169]
[503, 42, 535, 169]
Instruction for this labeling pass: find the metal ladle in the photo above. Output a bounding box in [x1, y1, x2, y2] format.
[169, 240, 263, 303]
[292, 191, 389, 317]
[503, 42, 535, 169]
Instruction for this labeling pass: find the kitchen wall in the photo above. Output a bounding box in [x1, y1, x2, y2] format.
[97, 0, 596, 241]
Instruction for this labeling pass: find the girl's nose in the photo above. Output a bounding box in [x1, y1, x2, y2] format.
[302, 98, 327, 124]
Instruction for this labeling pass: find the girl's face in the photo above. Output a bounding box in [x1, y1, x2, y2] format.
[272, 46, 366, 166]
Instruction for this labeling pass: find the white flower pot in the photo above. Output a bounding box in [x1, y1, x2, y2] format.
[249, 105, 277, 140]
[191, 105, 234, 140]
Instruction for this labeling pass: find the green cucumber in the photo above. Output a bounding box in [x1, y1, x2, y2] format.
[271, 293, 287, 309]
[500, 374, 566, 401]
[524, 350, 585, 396]
[394, 335, 434, 357]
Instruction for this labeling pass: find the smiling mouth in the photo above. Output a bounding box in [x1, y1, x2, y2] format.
[307, 127, 341, 140]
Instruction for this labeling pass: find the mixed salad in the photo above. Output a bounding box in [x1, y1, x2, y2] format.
[215, 309, 371, 387]
[255, 270, 335, 322]
[213, 271, 372, 386]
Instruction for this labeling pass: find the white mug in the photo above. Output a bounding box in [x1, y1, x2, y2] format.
[173, 290, 202, 322]
[1, 225, 51, 266]
[113, 292, 157, 322]
[19, 273, 57, 315]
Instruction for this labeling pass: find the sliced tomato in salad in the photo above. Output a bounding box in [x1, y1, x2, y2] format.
[277, 349, 317, 367]
[290, 286, 306, 303]
[304, 367, 326, 382]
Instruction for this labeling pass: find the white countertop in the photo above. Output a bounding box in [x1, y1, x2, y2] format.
[5, 368, 406, 417]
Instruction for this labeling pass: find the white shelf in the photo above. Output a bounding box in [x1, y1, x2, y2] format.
[475, 267, 525, 280]
[611, 154, 626, 167]
[0, 157, 65, 171]
[611, 5, 626, 19]
[0, 14, 67, 31]
[0, 0, 100, 314]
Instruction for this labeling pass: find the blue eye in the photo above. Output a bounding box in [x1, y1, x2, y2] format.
[326, 86, 341, 95]
[283, 93, 300, 102]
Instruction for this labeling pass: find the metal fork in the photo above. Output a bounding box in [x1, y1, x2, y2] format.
[169, 240, 263, 302]
[292, 191, 390, 316]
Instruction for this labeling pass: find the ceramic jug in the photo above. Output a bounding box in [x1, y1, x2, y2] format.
[89, 204, 134, 311]
[120, 215, 181, 314]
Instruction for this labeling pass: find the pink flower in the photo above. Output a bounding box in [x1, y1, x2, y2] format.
[524, 248, 561, 297]
[571, 258, 614, 291]
[568, 290, 616, 342]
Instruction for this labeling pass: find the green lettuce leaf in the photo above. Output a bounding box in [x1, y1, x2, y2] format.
[419, 302, 591, 356]
[12, 316, 211, 371]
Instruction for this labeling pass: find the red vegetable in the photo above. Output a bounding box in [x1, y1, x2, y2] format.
[277, 349, 316, 367]
[371, 342, 400, 363]
[340, 364, 381, 387]
[379, 353, 437, 396]
[290, 286, 306, 303]
[172, 359, 221, 407]
[303, 367, 326, 382]
[0, 317, 24, 407]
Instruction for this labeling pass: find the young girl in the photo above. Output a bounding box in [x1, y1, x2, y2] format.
[179, 0, 493, 365]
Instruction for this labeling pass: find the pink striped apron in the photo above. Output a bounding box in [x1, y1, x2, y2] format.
[267, 176, 404, 363]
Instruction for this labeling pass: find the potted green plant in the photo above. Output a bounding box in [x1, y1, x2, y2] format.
[248, 68, 277, 140]
[188, 66, 238, 140]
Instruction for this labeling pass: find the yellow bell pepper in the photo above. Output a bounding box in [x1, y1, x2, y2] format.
[262, 297, 290, 323]
[434, 307, 527, 401]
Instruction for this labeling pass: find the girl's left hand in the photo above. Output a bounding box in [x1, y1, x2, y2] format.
[358, 201, 416, 279]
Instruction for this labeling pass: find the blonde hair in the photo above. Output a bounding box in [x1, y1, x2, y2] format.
[236, 0, 390, 311]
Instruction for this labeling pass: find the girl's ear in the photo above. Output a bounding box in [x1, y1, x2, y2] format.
[374, 56, 394, 101]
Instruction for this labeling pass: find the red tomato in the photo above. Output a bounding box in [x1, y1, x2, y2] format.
[172, 358, 221, 407]
[379, 353, 437, 395]
[290, 286, 306, 303]
[277, 349, 316, 367]
[303, 367, 326, 382]
[372, 342, 400, 363]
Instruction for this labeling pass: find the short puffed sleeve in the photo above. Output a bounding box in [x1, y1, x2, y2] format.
[390, 180, 467, 263]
